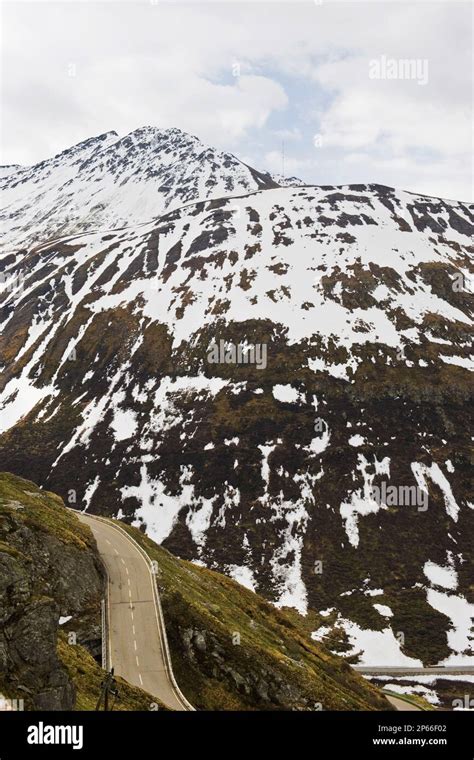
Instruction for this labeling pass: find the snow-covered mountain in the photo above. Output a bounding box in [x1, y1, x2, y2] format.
[0, 126, 278, 249]
[270, 172, 305, 187]
[1, 130, 473, 668]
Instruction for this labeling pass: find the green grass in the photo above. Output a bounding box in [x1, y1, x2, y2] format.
[0, 472, 391, 712]
[0, 472, 94, 551]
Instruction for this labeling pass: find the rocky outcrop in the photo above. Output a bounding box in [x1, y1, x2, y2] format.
[178, 624, 323, 709]
[0, 473, 105, 709]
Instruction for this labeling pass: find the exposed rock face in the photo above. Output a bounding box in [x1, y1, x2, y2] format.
[177, 624, 321, 709]
[0, 474, 104, 709]
[0, 130, 473, 668]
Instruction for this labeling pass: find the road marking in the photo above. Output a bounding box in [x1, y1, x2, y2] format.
[121, 558, 126, 566]
[134, 640, 137, 651]
[136, 655, 140, 667]
[105, 539, 111, 546]
[114, 548, 119, 555]
[127, 577, 131, 587]
[128, 588, 132, 598]
[139, 674, 143, 686]
[132, 625, 136, 635]
[125, 566, 129, 576]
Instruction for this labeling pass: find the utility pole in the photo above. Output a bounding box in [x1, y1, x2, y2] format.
[96, 667, 119, 711]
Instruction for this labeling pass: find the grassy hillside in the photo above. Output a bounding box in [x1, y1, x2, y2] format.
[0, 471, 94, 549]
[119, 522, 392, 711]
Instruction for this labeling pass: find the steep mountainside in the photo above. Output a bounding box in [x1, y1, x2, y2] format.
[0, 127, 277, 249]
[0, 133, 473, 669]
[119, 520, 391, 710]
[0, 165, 21, 180]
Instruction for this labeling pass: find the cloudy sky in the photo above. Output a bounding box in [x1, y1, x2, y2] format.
[1, 0, 472, 199]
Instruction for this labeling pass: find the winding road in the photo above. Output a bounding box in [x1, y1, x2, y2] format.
[76, 511, 431, 712]
[77, 512, 193, 711]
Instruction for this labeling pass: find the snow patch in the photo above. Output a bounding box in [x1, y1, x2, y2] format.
[226, 565, 257, 592]
[272, 384, 301, 403]
[411, 462, 460, 521]
[423, 560, 458, 591]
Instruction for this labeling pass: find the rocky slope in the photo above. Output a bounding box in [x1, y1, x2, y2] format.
[0, 126, 277, 249]
[0, 131, 473, 670]
[0, 472, 104, 709]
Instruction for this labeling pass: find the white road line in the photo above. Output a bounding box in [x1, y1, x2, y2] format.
[121, 558, 126, 566]
[125, 567, 129, 576]
[127, 577, 131, 586]
[132, 625, 136, 635]
[139, 674, 143, 686]
[136, 655, 140, 667]
[134, 640, 137, 651]
[114, 548, 119, 555]
[105, 539, 111, 546]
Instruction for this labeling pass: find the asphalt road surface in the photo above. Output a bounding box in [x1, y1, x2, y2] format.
[384, 695, 422, 711]
[78, 512, 192, 711]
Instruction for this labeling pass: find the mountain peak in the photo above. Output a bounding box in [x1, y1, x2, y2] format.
[0, 127, 278, 248]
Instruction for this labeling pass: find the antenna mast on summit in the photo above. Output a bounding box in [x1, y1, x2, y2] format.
[281, 141, 285, 178]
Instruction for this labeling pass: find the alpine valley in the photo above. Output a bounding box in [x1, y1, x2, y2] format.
[1, 126, 473, 669]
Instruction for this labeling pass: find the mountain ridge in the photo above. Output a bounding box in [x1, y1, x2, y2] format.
[1, 126, 279, 250]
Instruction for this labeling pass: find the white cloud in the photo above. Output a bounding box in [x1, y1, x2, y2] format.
[271, 127, 303, 142]
[1, 0, 471, 199]
[263, 150, 309, 175]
